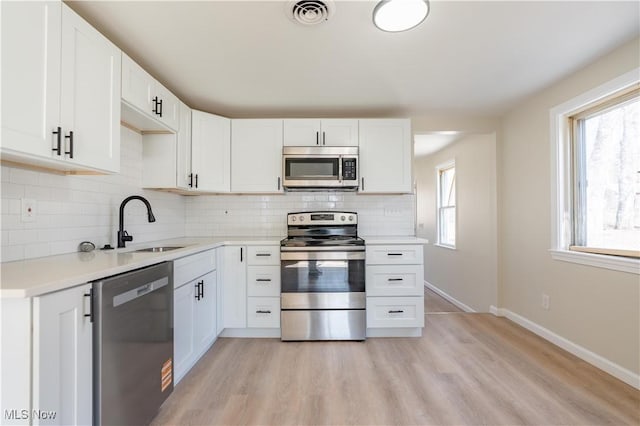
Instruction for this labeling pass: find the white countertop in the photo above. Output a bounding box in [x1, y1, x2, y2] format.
[361, 236, 429, 245]
[0, 237, 281, 298]
[1, 235, 426, 299]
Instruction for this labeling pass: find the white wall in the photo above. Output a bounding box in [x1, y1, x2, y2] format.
[185, 193, 415, 238]
[415, 133, 498, 312]
[500, 37, 640, 376]
[0, 126, 186, 262]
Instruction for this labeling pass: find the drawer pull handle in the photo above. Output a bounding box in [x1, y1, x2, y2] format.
[255, 278, 272, 282]
[388, 278, 404, 282]
[256, 310, 272, 314]
[387, 253, 403, 256]
[52, 127, 62, 155]
[256, 253, 271, 257]
[388, 310, 404, 314]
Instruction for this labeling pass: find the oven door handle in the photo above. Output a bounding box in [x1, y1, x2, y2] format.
[280, 246, 365, 252]
[280, 251, 365, 261]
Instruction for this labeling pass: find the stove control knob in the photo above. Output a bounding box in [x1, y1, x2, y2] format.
[341, 215, 346, 221]
[291, 216, 296, 222]
[299, 216, 305, 222]
[348, 215, 354, 221]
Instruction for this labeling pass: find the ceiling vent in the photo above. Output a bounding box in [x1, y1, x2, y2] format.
[287, 0, 335, 26]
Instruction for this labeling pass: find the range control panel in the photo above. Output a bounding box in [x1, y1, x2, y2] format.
[287, 211, 357, 226]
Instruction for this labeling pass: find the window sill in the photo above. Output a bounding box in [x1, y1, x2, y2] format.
[434, 243, 456, 251]
[549, 249, 639, 275]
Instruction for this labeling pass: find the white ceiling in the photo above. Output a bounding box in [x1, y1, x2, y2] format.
[65, 1, 639, 119]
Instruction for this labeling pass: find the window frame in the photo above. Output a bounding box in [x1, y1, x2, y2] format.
[549, 67, 640, 274]
[435, 160, 456, 249]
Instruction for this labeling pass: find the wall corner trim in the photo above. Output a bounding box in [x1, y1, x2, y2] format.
[497, 308, 639, 390]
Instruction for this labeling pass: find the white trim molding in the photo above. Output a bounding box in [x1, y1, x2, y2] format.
[549, 67, 640, 274]
[491, 306, 640, 390]
[549, 249, 639, 275]
[424, 281, 475, 313]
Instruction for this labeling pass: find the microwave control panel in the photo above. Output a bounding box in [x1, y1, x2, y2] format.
[342, 158, 357, 180]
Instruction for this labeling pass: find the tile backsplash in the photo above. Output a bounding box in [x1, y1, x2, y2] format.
[185, 192, 416, 238]
[2, 126, 415, 262]
[1, 127, 186, 262]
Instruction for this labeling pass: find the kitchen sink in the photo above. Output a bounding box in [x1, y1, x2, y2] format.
[133, 246, 185, 253]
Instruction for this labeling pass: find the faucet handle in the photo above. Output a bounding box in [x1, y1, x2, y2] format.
[122, 230, 133, 242]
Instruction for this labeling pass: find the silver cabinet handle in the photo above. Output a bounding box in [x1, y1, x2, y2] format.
[255, 278, 272, 282]
[388, 310, 404, 314]
[361, 177, 364, 191]
[256, 310, 271, 314]
[256, 253, 271, 257]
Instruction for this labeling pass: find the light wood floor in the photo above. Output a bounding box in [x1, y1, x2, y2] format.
[153, 292, 639, 425]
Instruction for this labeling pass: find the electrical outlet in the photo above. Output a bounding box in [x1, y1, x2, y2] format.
[21, 198, 36, 222]
[542, 294, 550, 310]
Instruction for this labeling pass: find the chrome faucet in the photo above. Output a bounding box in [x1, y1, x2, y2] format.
[117, 195, 156, 248]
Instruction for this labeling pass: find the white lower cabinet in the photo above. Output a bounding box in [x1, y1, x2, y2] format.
[0, 284, 93, 426]
[33, 284, 93, 426]
[365, 244, 425, 337]
[173, 249, 217, 384]
[221, 244, 281, 336]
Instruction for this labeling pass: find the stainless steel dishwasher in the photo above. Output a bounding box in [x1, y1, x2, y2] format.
[92, 262, 173, 425]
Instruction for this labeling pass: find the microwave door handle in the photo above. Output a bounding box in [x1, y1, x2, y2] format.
[338, 156, 343, 182]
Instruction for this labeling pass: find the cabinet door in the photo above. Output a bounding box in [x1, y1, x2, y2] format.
[321, 119, 358, 146]
[121, 52, 154, 116]
[283, 119, 320, 146]
[33, 284, 92, 426]
[194, 271, 217, 352]
[192, 110, 231, 192]
[173, 282, 196, 383]
[216, 249, 224, 336]
[231, 119, 283, 193]
[222, 246, 247, 328]
[155, 83, 180, 131]
[359, 119, 412, 193]
[1, 1, 61, 159]
[176, 102, 193, 189]
[60, 5, 121, 173]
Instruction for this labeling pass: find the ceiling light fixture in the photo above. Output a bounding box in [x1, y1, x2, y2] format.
[373, 0, 430, 32]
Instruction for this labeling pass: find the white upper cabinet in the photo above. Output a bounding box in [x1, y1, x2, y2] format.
[283, 119, 358, 146]
[121, 53, 179, 132]
[191, 110, 231, 192]
[359, 119, 412, 193]
[176, 102, 192, 190]
[231, 119, 283, 193]
[1, 2, 120, 174]
[59, 6, 121, 173]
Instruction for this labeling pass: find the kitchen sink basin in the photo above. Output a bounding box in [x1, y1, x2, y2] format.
[133, 246, 185, 253]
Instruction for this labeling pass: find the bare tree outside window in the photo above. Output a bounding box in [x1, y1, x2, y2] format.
[574, 94, 639, 254]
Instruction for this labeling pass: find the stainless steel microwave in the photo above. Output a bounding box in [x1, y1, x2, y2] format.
[282, 146, 359, 191]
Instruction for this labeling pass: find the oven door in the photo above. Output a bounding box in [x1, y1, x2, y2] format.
[280, 250, 365, 294]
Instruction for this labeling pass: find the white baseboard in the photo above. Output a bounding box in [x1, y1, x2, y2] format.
[490, 306, 639, 390]
[424, 281, 475, 313]
[220, 328, 281, 338]
[366, 327, 422, 338]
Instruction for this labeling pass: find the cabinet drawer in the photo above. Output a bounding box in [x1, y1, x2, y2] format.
[247, 266, 281, 297]
[366, 245, 423, 265]
[247, 246, 280, 265]
[174, 249, 216, 288]
[247, 297, 280, 328]
[366, 265, 424, 297]
[366, 297, 424, 328]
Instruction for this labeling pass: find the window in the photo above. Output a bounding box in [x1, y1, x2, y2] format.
[550, 68, 640, 274]
[437, 161, 456, 248]
[570, 90, 640, 257]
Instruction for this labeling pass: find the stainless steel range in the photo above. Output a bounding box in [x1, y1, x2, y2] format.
[280, 211, 366, 341]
